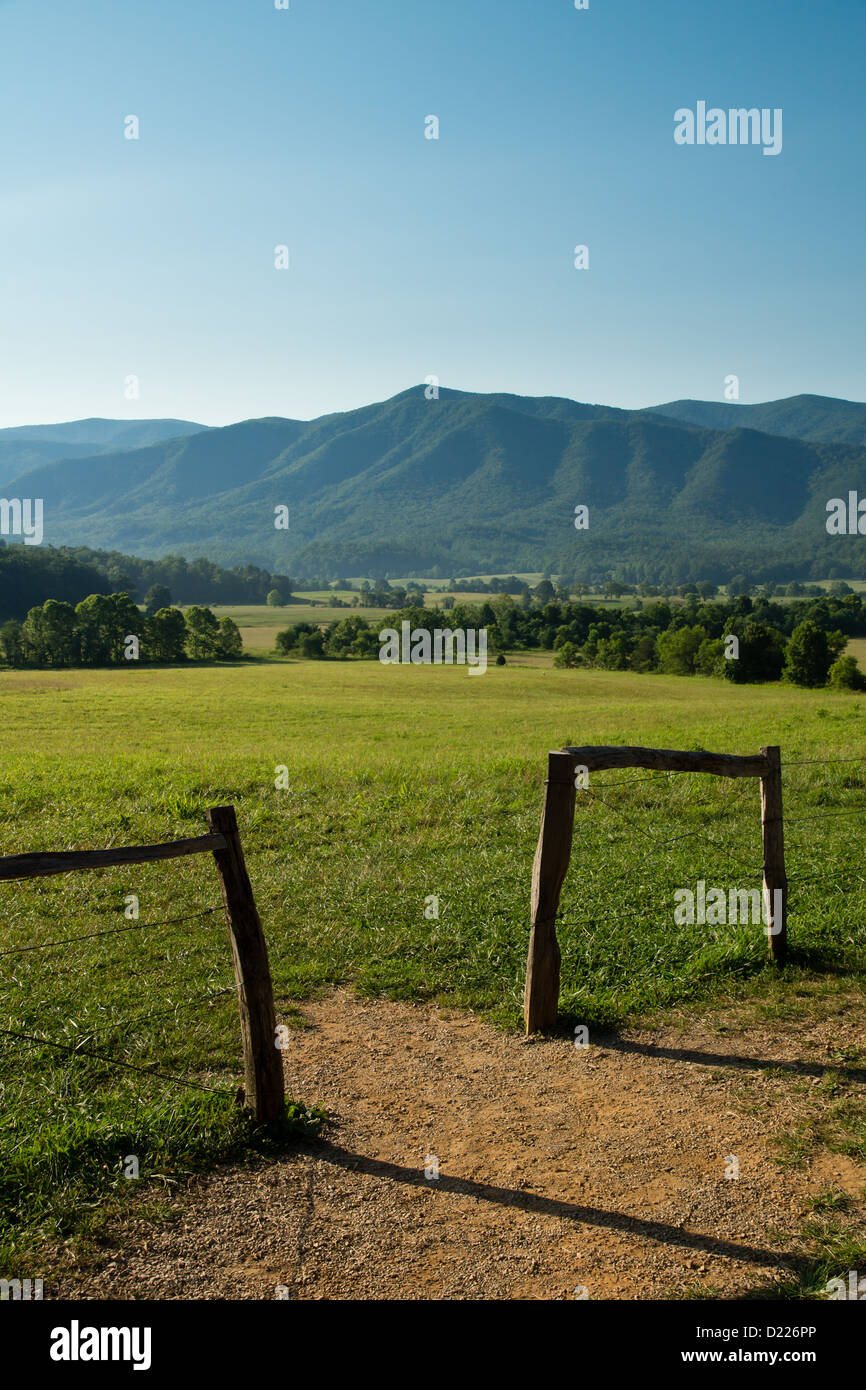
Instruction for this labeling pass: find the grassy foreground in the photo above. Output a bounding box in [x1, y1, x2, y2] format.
[0, 660, 864, 1263]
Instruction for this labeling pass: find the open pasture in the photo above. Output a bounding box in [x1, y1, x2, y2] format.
[0, 660, 864, 1264]
[210, 602, 392, 654]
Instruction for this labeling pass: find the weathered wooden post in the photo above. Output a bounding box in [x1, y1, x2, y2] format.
[759, 746, 787, 966]
[206, 805, 285, 1123]
[523, 751, 576, 1033]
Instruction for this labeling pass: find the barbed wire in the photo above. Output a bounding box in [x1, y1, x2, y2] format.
[0, 904, 225, 961]
[594, 774, 756, 795]
[0, 882, 297, 969]
[587, 787, 756, 813]
[18, 984, 240, 1040]
[0, 1025, 227, 1094]
[584, 771, 686, 786]
[581, 789, 764, 870]
[782, 755, 866, 767]
[787, 871, 865, 887]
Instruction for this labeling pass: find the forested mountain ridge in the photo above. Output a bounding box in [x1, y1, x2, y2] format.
[4, 388, 864, 584]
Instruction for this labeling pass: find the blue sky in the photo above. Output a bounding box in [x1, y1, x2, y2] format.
[0, 0, 863, 426]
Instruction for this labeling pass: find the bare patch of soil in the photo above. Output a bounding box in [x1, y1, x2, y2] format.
[55, 989, 865, 1300]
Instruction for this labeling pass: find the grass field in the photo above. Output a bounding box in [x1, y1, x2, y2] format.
[846, 637, 866, 670]
[210, 602, 393, 654]
[1, 660, 864, 1266]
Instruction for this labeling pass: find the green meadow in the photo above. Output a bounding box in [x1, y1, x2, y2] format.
[0, 659, 864, 1263]
[210, 600, 394, 654]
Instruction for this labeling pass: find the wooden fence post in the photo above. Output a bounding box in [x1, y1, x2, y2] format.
[524, 751, 576, 1034]
[206, 805, 285, 1123]
[759, 746, 787, 966]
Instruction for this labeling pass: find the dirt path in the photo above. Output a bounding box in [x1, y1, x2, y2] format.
[58, 989, 865, 1300]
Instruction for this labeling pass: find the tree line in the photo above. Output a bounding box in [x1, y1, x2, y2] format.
[0, 593, 243, 667]
[275, 592, 866, 689]
[0, 542, 296, 622]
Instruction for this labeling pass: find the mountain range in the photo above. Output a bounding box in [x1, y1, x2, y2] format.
[2, 389, 865, 585]
[0, 418, 208, 489]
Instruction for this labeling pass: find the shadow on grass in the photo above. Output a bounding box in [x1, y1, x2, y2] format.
[784, 943, 865, 976]
[687, 1218, 866, 1301]
[555, 942, 864, 1039]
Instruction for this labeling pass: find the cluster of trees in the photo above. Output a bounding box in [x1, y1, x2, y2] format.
[356, 579, 427, 608]
[543, 593, 866, 689]
[0, 593, 243, 667]
[554, 618, 861, 690]
[445, 576, 529, 595]
[276, 615, 380, 660]
[0, 542, 295, 622]
[274, 592, 866, 690]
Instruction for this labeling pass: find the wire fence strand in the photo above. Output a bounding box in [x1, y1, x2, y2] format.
[0, 1025, 227, 1094]
[8, 984, 240, 1039]
[0, 904, 225, 961]
[783, 755, 866, 767]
